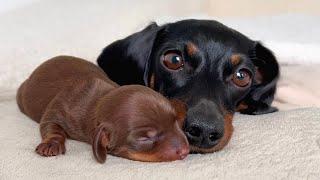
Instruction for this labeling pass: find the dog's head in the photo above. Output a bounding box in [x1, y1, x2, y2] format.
[97, 19, 279, 153]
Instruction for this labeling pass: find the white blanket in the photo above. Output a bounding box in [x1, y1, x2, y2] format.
[1, 0, 320, 179]
[1, 101, 320, 179]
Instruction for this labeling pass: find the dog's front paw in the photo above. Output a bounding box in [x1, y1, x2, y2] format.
[35, 140, 66, 157]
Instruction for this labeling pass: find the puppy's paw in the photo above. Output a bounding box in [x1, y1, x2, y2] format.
[35, 140, 66, 157]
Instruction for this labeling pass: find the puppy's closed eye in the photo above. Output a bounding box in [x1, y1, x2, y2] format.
[127, 128, 159, 151]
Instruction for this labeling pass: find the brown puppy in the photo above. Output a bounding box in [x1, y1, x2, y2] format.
[17, 56, 189, 163]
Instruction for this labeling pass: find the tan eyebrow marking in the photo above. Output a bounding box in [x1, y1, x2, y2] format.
[186, 42, 198, 56]
[149, 73, 155, 89]
[230, 54, 242, 66]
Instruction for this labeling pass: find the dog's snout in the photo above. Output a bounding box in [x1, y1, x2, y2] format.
[209, 131, 223, 142]
[184, 99, 224, 149]
[185, 123, 223, 148]
[186, 125, 202, 138]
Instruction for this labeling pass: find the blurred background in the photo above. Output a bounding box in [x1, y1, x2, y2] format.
[1, 0, 319, 16]
[0, 0, 319, 109]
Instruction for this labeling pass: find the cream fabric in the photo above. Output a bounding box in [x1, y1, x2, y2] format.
[1, 101, 320, 179]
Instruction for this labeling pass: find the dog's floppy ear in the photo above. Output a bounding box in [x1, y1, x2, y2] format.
[97, 22, 162, 86]
[92, 124, 110, 163]
[238, 42, 280, 115]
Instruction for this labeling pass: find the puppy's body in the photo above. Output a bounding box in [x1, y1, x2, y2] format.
[18, 56, 116, 123]
[17, 56, 189, 163]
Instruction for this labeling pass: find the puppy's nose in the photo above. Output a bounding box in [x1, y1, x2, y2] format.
[176, 145, 189, 159]
[185, 123, 223, 148]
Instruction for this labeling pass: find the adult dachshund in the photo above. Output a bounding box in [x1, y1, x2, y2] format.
[97, 19, 279, 153]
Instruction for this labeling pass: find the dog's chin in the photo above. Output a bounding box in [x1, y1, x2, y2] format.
[190, 145, 219, 154]
[189, 140, 228, 154]
[189, 138, 230, 153]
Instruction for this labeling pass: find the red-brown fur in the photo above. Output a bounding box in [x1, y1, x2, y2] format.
[17, 56, 189, 163]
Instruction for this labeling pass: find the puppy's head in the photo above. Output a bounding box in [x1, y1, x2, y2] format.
[93, 85, 189, 163]
[97, 19, 279, 153]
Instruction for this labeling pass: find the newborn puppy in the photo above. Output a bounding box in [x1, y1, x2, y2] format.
[17, 56, 189, 163]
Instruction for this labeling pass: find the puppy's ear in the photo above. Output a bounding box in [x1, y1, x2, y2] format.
[92, 125, 110, 163]
[239, 42, 280, 115]
[97, 22, 163, 86]
[170, 99, 187, 127]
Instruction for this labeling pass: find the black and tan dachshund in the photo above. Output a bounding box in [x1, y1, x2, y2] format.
[97, 19, 279, 153]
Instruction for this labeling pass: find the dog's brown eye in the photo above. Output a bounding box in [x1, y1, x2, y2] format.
[232, 69, 251, 87]
[161, 52, 184, 70]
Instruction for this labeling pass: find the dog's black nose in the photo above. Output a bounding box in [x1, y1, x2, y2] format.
[185, 123, 223, 148]
[184, 99, 224, 149]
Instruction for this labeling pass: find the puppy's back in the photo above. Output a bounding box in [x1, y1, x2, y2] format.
[17, 56, 117, 122]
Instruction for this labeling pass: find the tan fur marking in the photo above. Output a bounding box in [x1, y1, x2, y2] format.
[236, 102, 249, 112]
[231, 54, 242, 66]
[186, 42, 198, 56]
[149, 73, 155, 89]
